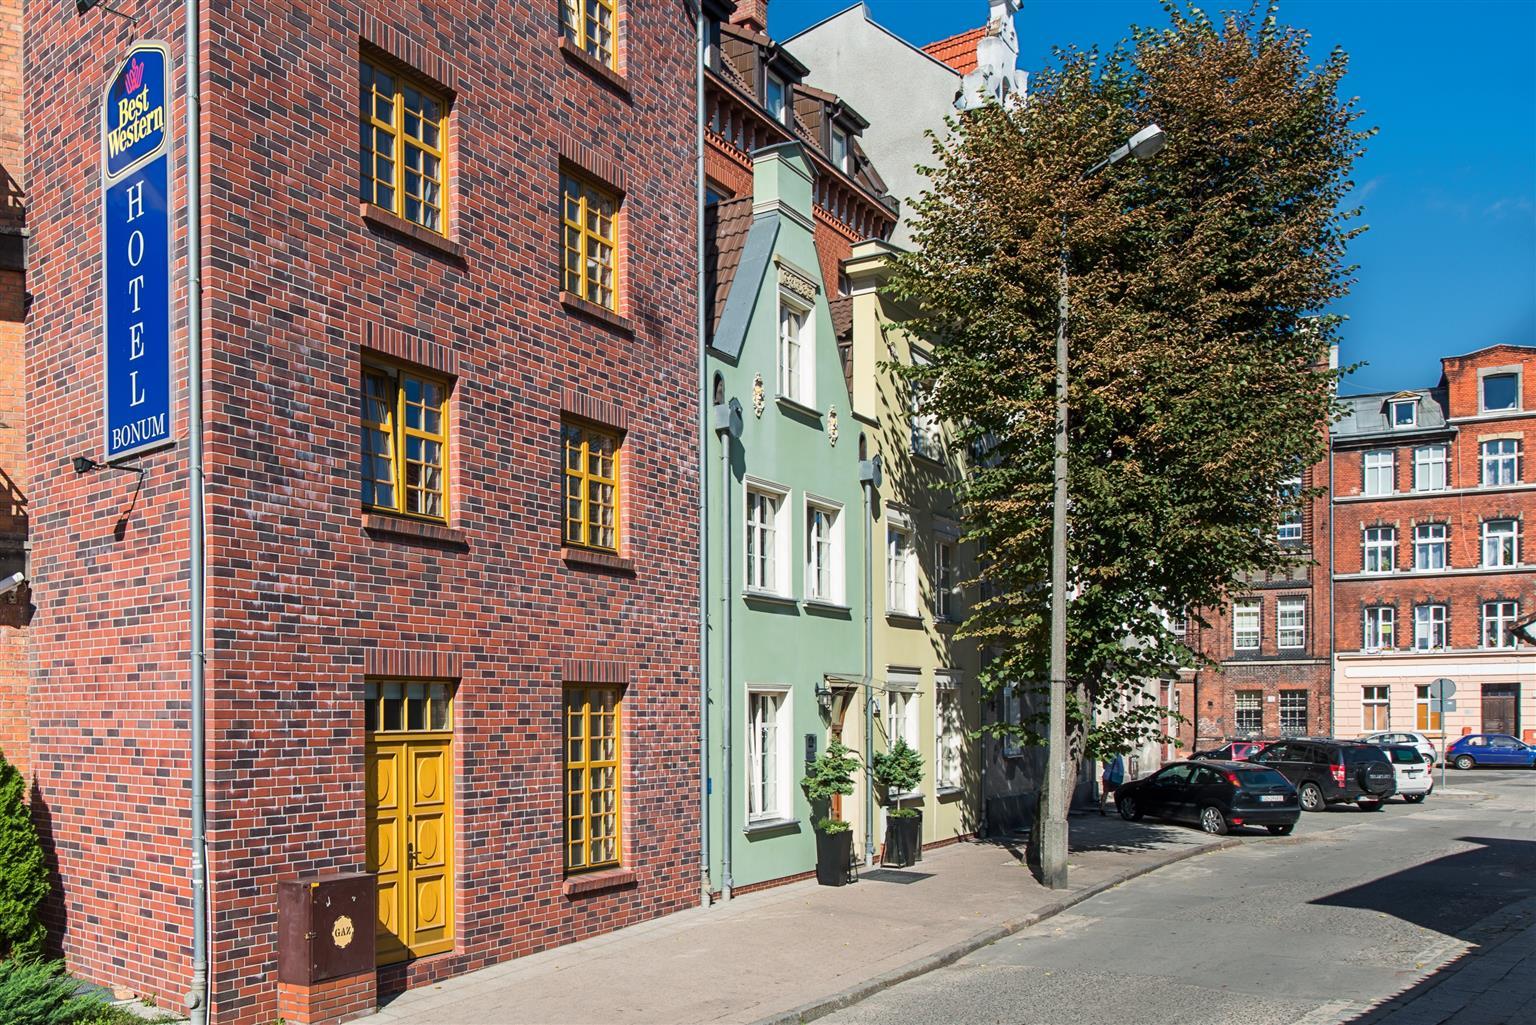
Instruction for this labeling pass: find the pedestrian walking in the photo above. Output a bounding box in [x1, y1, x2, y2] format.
[1100, 753, 1126, 815]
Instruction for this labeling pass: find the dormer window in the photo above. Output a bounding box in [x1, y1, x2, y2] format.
[1482, 371, 1520, 413]
[1391, 398, 1416, 428]
[830, 126, 850, 173]
[765, 72, 788, 124]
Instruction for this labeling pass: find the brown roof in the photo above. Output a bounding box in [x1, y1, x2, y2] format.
[705, 198, 754, 338]
[830, 296, 855, 401]
[922, 28, 983, 75]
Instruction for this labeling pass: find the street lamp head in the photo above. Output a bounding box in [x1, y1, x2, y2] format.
[1128, 123, 1166, 161]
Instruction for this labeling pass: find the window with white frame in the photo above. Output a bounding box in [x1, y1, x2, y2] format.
[804, 498, 844, 603]
[1413, 523, 1447, 570]
[1363, 450, 1395, 495]
[830, 125, 851, 173]
[1481, 439, 1518, 486]
[909, 350, 941, 460]
[1391, 398, 1417, 428]
[1413, 604, 1447, 651]
[1234, 691, 1262, 734]
[745, 481, 789, 595]
[1278, 476, 1303, 543]
[764, 72, 788, 123]
[1277, 597, 1305, 649]
[1279, 690, 1308, 736]
[935, 677, 962, 790]
[1413, 445, 1448, 492]
[935, 540, 956, 621]
[1415, 685, 1443, 732]
[1363, 526, 1396, 573]
[745, 688, 790, 821]
[777, 293, 813, 405]
[1364, 606, 1395, 651]
[1481, 371, 1520, 413]
[1232, 601, 1260, 650]
[1001, 684, 1024, 758]
[886, 512, 918, 615]
[1362, 685, 1389, 731]
[886, 682, 920, 752]
[1483, 601, 1518, 649]
[1482, 518, 1518, 567]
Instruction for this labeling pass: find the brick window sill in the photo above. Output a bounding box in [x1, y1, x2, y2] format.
[561, 546, 636, 574]
[563, 867, 637, 898]
[559, 38, 632, 97]
[360, 203, 465, 261]
[561, 291, 634, 335]
[363, 513, 468, 546]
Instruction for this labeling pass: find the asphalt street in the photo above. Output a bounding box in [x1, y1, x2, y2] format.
[824, 770, 1536, 1025]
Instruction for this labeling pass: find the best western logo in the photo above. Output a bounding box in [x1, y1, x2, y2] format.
[107, 74, 165, 161]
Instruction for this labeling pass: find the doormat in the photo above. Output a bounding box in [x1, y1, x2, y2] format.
[861, 869, 935, 884]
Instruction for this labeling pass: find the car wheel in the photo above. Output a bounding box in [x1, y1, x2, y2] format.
[1454, 755, 1476, 771]
[1358, 799, 1383, 811]
[1298, 782, 1325, 812]
[1403, 794, 1426, 803]
[1118, 795, 1143, 821]
[1266, 824, 1294, 836]
[1200, 806, 1229, 835]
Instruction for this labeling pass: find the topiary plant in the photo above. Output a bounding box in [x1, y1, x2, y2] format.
[801, 739, 861, 834]
[0, 748, 48, 960]
[871, 737, 924, 818]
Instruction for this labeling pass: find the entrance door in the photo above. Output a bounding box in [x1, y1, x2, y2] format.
[1481, 684, 1519, 736]
[365, 680, 455, 965]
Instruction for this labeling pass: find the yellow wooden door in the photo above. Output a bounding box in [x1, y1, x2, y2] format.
[365, 681, 455, 965]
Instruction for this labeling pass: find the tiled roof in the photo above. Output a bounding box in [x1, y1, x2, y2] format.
[1333, 388, 1450, 440]
[705, 198, 755, 338]
[922, 28, 984, 75]
[828, 295, 853, 340]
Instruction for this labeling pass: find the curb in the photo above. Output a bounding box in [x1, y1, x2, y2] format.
[750, 836, 1242, 1025]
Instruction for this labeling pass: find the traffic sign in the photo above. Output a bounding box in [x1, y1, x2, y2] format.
[1427, 678, 1456, 701]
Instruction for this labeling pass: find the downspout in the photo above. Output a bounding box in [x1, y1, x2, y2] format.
[1327, 361, 1337, 737]
[859, 453, 880, 866]
[693, 0, 711, 909]
[183, 1, 210, 1022]
[718, 412, 734, 900]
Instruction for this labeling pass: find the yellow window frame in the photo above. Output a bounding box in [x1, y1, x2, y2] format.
[362, 359, 451, 523]
[563, 0, 618, 70]
[564, 685, 623, 873]
[361, 56, 450, 236]
[364, 678, 456, 734]
[561, 172, 620, 312]
[562, 420, 621, 553]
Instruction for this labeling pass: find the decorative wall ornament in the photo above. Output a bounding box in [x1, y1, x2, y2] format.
[777, 265, 819, 303]
[827, 405, 839, 446]
[752, 373, 765, 418]
[955, 0, 1029, 112]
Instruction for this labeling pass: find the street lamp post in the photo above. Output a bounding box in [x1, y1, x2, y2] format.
[1038, 124, 1165, 891]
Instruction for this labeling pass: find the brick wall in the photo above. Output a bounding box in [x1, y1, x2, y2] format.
[29, 3, 701, 1023]
[0, 0, 27, 778]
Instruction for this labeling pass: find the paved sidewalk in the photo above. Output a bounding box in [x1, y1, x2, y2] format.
[361, 814, 1231, 1025]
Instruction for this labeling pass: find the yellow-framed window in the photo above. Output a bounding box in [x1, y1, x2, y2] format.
[564, 685, 622, 872]
[562, 420, 620, 552]
[361, 58, 448, 235]
[562, 0, 617, 69]
[364, 679, 454, 733]
[361, 361, 450, 522]
[561, 173, 619, 311]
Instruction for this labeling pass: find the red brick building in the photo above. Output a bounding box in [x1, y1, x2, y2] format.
[26, 2, 700, 1022]
[1331, 345, 1536, 744]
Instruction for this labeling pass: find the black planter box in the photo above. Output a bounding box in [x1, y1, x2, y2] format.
[815, 829, 855, 886]
[882, 811, 923, 867]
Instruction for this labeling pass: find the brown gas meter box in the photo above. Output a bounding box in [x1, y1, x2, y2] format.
[277, 872, 376, 984]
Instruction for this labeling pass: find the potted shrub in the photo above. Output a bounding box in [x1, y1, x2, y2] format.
[872, 737, 924, 867]
[801, 739, 861, 886]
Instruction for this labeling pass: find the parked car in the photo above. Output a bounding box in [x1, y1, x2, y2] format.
[1250, 739, 1396, 811]
[1446, 734, 1536, 770]
[1359, 730, 1438, 766]
[1192, 740, 1268, 762]
[1116, 760, 1299, 836]
[1384, 745, 1433, 802]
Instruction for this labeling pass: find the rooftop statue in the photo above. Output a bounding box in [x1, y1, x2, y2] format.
[955, 0, 1029, 111]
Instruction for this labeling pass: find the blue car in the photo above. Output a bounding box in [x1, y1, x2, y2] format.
[1446, 734, 1536, 770]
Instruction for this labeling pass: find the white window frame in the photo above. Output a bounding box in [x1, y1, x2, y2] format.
[1363, 526, 1396, 574]
[1362, 686, 1390, 732]
[1232, 600, 1260, 651]
[934, 540, 956, 621]
[1364, 606, 1395, 652]
[1482, 519, 1518, 568]
[804, 496, 845, 604]
[1413, 522, 1447, 571]
[764, 71, 788, 124]
[1481, 439, 1519, 486]
[1363, 449, 1395, 496]
[1413, 604, 1448, 652]
[1480, 369, 1521, 414]
[909, 350, 941, 461]
[1413, 445, 1447, 492]
[934, 674, 962, 791]
[886, 507, 918, 616]
[744, 478, 791, 597]
[1001, 684, 1024, 759]
[776, 291, 814, 407]
[1391, 399, 1417, 428]
[1234, 691, 1262, 735]
[1277, 597, 1305, 649]
[1278, 476, 1303, 543]
[745, 686, 792, 822]
[886, 680, 920, 752]
[1278, 690, 1308, 737]
[1482, 600, 1518, 649]
[830, 125, 850, 173]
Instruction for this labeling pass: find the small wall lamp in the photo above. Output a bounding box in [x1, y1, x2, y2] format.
[76, 0, 137, 21]
[73, 455, 146, 479]
[815, 679, 834, 714]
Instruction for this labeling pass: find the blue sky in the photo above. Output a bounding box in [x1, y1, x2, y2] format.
[775, 1, 1536, 395]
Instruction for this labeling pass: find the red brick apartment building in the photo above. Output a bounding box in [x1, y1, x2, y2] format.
[25, 2, 700, 1022]
[1331, 345, 1536, 744]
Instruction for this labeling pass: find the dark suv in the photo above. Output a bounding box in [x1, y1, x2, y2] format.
[1251, 739, 1396, 811]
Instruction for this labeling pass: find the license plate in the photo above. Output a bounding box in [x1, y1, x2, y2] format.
[1260, 795, 1285, 802]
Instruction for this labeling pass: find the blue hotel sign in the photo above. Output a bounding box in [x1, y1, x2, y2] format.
[100, 41, 174, 461]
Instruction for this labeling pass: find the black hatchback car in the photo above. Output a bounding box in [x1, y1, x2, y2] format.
[1250, 739, 1396, 811]
[1116, 760, 1300, 835]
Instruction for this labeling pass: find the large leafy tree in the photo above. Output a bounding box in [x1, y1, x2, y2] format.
[892, 4, 1368, 781]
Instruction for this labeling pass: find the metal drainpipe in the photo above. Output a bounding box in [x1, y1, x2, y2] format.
[692, 0, 711, 909]
[183, 0, 210, 1021]
[861, 470, 875, 866]
[719, 422, 734, 900]
[1327, 417, 1336, 736]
